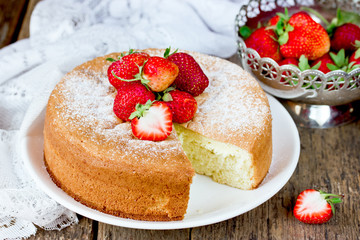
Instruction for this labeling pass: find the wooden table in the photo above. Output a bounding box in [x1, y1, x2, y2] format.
[1, 0, 359, 239]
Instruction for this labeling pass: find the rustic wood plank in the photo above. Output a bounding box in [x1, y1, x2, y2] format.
[27, 215, 95, 240]
[1, 0, 359, 238]
[97, 222, 190, 240]
[0, 0, 27, 48]
[17, 0, 42, 40]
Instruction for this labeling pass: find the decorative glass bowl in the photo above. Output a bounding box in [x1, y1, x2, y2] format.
[235, 0, 360, 128]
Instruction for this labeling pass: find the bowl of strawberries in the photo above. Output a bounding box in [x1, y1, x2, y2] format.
[235, 0, 360, 128]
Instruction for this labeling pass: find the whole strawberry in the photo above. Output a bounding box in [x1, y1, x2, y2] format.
[113, 83, 155, 121]
[142, 56, 179, 92]
[167, 51, 209, 96]
[277, 11, 330, 60]
[244, 27, 282, 62]
[129, 100, 173, 141]
[311, 53, 335, 74]
[293, 189, 343, 224]
[331, 23, 360, 51]
[162, 89, 197, 123]
[107, 51, 150, 89]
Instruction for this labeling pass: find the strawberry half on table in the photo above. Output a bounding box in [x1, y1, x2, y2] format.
[129, 100, 173, 141]
[293, 189, 343, 224]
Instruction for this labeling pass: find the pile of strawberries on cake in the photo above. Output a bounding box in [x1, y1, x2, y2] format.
[240, 8, 360, 73]
[106, 48, 209, 141]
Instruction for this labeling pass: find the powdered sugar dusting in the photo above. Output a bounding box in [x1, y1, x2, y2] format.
[52, 59, 186, 167]
[186, 54, 272, 147]
[50, 49, 271, 163]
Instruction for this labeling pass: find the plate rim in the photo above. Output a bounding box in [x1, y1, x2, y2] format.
[21, 94, 300, 230]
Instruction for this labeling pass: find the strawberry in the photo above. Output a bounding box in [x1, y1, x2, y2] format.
[276, 11, 330, 60]
[162, 89, 197, 123]
[293, 189, 343, 224]
[311, 53, 335, 74]
[142, 56, 179, 92]
[244, 27, 282, 62]
[129, 100, 173, 141]
[268, 15, 280, 26]
[278, 57, 299, 66]
[166, 50, 209, 96]
[107, 51, 150, 89]
[330, 23, 360, 51]
[113, 83, 155, 121]
[326, 49, 360, 73]
[278, 55, 319, 85]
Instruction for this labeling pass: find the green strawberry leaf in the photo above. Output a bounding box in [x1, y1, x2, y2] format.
[129, 100, 154, 120]
[354, 41, 360, 59]
[355, 48, 360, 59]
[298, 55, 311, 71]
[162, 93, 173, 102]
[327, 9, 360, 35]
[350, 64, 360, 71]
[239, 26, 252, 39]
[275, 21, 284, 35]
[311, 61, 321, 70]
[327, 63, 339, 71]
[330, 49, 346, 67]
[276, 8, 290, 21]
[339, 10, 360, 26]
[285, 24, 294, 32]
[274, 8, 293, 45]
[278, 32, 289, 45]
[106, 57, 117, 62]
[164, 47, 178, 58]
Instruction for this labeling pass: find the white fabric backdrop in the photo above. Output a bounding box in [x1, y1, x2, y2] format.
[0, 0, 246, 239]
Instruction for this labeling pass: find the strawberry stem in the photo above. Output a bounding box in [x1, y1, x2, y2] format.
[129, 100, 154, 120]
[106, 57, 117, 62]
[273, 8, 294, 45]
[319, 190, 344, 214]
[164, 47, 178, 58]
[111, 63, 151, 89]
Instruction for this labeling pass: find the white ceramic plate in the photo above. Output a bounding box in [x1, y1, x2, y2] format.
[21, 94, 300, 230]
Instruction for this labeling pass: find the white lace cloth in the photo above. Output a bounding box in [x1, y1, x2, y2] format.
[0, 0, 245, 239]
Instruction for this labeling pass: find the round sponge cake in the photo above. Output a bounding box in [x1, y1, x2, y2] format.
[43, 49, 272, 221]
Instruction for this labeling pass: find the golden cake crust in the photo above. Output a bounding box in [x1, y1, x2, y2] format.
[43, 48, 272, 221]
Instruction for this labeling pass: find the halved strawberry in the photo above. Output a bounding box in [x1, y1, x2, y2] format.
[107, 51, 150, 89]
[293, 189, 343, 224]
[129, 100, 173, 141]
